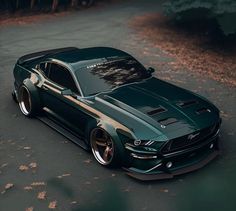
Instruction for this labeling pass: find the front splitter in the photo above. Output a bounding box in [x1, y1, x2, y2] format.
[124, 150, 219, 181]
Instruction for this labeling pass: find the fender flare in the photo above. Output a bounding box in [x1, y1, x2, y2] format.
[93, 121, 127, 165]
[18, 78, 41, 115]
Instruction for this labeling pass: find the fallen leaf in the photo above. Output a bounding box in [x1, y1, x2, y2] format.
[31, 182, 46, 186]
[83, 159, 92, 164]
[37, 191, 46, 200]
[29, 162, 37, 169]
[130, 14, 236, 87]
[1, 163, 8, 168]
[57, 173, 71, 178]
[85, 181, 91, 185]
[48, 201, 57, 209]
[19, 165, 29, 171]
[25, 207, 34, 211]
[5, 183, 14, 190]
[24, 186, 33, 191]
[160, 188, 169, 193]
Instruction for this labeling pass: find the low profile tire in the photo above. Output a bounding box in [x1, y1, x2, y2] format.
[90, 128, 119, 167]
[12, 89, 18, 103]
[18, 85, 37, 117]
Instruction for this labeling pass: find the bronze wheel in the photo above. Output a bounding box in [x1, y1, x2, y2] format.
[18, 85, 32, 116]
[90, 128, 115, 166]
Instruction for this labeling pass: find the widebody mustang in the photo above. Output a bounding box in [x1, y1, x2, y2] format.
[12, 47, 221, 180]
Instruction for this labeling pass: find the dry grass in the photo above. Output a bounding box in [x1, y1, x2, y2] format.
[130, 13, 236, 87]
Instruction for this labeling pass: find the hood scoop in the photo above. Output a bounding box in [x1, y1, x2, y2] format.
[147, 106, 167, 116]
[158, 117, 178, 127]
[177, 100, 198, 108]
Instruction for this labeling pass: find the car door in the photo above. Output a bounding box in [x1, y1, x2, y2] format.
[39, 61, 91, 140]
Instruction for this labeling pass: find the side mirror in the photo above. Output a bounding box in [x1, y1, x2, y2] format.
[61, 89, 73, 96]
[147, 67, 155, 74]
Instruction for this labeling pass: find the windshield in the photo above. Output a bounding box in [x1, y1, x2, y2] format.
[75, 57, 151, 96]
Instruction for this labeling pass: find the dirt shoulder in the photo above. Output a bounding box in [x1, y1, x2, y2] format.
[0, 0, 123, 26]
[130, 13, 236, 87]
[0, 11, 70, 26]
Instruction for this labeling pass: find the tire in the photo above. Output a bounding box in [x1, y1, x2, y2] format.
[90, 128, 120, 167]
[12, 89, 18, 103]
[18, 84, 39, 117]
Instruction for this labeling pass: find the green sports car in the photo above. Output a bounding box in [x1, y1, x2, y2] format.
[12, 47, 221, 180]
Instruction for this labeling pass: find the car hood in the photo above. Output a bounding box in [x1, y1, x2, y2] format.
[91, 77, 220, 140]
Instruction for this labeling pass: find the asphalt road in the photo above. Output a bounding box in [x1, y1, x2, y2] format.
[0, 0, 236, 210]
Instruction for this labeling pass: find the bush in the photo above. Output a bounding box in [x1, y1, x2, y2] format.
[164, 0, 236, 36]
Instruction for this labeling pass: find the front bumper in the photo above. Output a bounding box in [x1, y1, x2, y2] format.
[123, 133, 220, 181]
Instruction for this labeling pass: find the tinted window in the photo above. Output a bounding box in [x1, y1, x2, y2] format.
[75, 57, 151, 96]
[48, 63, 78, 94]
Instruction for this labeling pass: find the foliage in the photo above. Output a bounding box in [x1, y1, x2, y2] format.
[164, 0, 236, 36]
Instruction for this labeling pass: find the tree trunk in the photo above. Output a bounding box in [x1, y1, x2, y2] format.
[30, 0, 36, 9]
[52, 0, 58, 12]
[16, 0, 19, 9]
[71, 0, 77, 8]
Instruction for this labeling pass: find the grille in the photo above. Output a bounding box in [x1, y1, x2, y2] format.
[161, 123, 219, 154]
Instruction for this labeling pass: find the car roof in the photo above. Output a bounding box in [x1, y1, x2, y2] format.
[51, 47, 131, 66]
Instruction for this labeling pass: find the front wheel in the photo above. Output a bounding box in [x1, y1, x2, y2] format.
[90, 128, 119, 167]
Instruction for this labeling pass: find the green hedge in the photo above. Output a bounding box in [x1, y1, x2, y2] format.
[164, 0, 236, 36]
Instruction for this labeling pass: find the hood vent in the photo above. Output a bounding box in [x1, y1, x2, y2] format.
[158, 117, 178, 126]
[177, 100, 198, 108]
[196, 108, 211, 115]
[147, 106, 167, 116]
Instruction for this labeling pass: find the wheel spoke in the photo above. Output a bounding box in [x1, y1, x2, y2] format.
[91, 129, 114, 165]
[96, 137, 104, 142]
[95, 140, 107, 147]
[102, 146, 110, 162]
[108, 147, 113, 156]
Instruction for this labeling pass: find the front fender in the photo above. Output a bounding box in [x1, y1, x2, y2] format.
[98, 121, 128, 164]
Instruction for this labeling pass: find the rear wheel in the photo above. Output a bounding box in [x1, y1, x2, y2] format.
[12, 89, 18, 103]
[18, 85, 37, 117]
[90, 128, 118, 167]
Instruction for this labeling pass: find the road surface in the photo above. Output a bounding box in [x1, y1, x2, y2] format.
[0, 0, 235, 210]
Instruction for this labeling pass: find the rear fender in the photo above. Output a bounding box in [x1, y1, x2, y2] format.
[20, 78, 41, 112]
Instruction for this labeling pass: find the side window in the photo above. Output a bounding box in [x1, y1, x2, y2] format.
[39, 62, 50, 77]
[48, 63, 79, 94]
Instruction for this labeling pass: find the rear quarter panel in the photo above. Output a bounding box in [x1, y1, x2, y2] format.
[13, 63, 32, 89]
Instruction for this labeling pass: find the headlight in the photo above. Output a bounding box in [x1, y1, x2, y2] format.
[133, 139, 155, 146]
[125, 139, 165, 153]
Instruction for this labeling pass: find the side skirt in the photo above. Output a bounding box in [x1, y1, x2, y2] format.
[38, 108, 90, 151]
